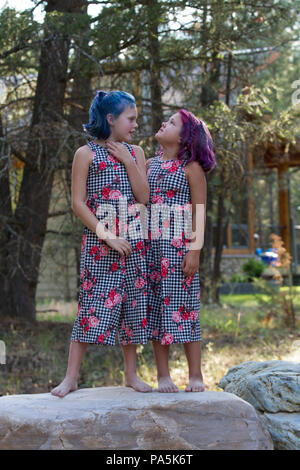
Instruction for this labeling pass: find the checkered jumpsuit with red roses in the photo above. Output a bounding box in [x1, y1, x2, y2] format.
[71, 141, 148, 346]
[145, 154, 201, 345]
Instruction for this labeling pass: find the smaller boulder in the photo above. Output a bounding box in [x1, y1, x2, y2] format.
[219, 360, 300, 450]
[219, 360, 300, 413]
[261, 412, 300, 450]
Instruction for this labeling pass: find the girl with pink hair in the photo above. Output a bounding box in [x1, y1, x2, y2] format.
[146, 109, 216, 392]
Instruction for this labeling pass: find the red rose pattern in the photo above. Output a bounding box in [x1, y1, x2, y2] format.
[145, 155, 201, 345]
[72, 146, 201, 347]
[71, 142, 148, 346]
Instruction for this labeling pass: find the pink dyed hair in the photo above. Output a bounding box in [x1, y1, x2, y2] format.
[177, 109, 217, 173]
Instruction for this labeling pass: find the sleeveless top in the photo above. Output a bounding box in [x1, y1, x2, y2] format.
[145, 154, 202, 345]
[70, 141, 148, 346]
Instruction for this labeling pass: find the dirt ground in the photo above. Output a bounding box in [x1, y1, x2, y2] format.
[1, 312, 299, 396]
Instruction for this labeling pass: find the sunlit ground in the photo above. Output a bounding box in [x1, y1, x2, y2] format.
[1, 288, 299, 396]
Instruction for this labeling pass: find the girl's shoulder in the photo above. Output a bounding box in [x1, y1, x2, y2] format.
[120, 142, 144, 162]
[184, 160, 205, 177]
[146, 157, 154, 168]
[130, 144, 146, 162]
[146, 155, 159, 168]
[184, 160, 207, 186]
[131, 144, 144, 154]
[74, 144, 94, 167]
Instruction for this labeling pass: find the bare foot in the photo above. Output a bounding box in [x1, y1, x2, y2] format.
[51, 377, 78, 398]
[185, 376, 205, 392]
[125, 374, 152, 393]
[158, 376, 179, 393]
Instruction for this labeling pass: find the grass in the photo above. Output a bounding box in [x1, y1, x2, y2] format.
[0, 289, 299, 396]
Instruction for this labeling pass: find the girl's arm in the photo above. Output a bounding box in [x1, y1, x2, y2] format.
[131, 145, 150, 205]
[185, 161, 207, 251]
[181, 161, 207, 276]
[71, 145, 132, 256]
[105, 142, 150, 205]
[71, 145, 99, 234]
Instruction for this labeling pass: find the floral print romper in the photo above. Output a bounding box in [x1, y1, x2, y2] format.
[71, 141, 148, 346]
[145, 154, 201, 345]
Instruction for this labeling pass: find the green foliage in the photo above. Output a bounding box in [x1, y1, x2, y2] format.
[251, 278, 299, 328]
[230, 273, 249, 283]
[236, 85, 300, 147]
[242, 258, 265, 281]
[0, 7, 41, 74]
[1, 0, 300, 323]
[45, 10, 91, 38]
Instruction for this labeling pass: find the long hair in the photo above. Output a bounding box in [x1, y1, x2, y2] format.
[177, 109, 216, 174]
[83, 90, 136, 139]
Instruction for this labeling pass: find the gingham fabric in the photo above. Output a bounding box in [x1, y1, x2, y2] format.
[71, 141, 148, 346]
[145, 154, 201, 345]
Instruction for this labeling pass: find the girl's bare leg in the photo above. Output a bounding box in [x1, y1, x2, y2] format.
[183, 341, 205, 392]
[152, 340, 178, 392]
[122, 344, 152, 392]
[51, 341, 88, 398]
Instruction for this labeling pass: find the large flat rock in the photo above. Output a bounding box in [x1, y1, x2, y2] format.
[0, 387, 273, 450]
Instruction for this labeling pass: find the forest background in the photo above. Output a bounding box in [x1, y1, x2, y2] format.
[0, 0, 299, 394]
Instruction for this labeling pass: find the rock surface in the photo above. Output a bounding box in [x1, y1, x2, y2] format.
[219, 360, 300, 412]
[0, 387, 273, 450]
[261, 412, 300, 450]
[219, 360, 300, 450]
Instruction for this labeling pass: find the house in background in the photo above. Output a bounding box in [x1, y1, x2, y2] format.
[214, 137, 300, 281]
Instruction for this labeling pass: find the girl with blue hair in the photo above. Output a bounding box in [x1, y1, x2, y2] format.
[51, 90, 151, 397]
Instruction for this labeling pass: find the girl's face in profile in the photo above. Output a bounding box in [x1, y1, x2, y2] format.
[155, 112, 182, 146]
[108, 105, 138, 142]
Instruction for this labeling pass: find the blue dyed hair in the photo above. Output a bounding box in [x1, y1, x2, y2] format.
[83, 90, 136, 139]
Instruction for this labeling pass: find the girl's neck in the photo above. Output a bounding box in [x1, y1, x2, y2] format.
[160, 144, 179, 161]
[94, 137, 123, 146]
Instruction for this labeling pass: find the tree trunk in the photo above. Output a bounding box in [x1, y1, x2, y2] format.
[67, 10, 93, 297]
[0, 115, 13, 315]
[0, 0, 86, 320]
[145, 0, 163, 136]
[198, 2, 221, 305]
[199, 172, 214, 304]
[211, 50, 233, 304]
[211, 175, 227, 303]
